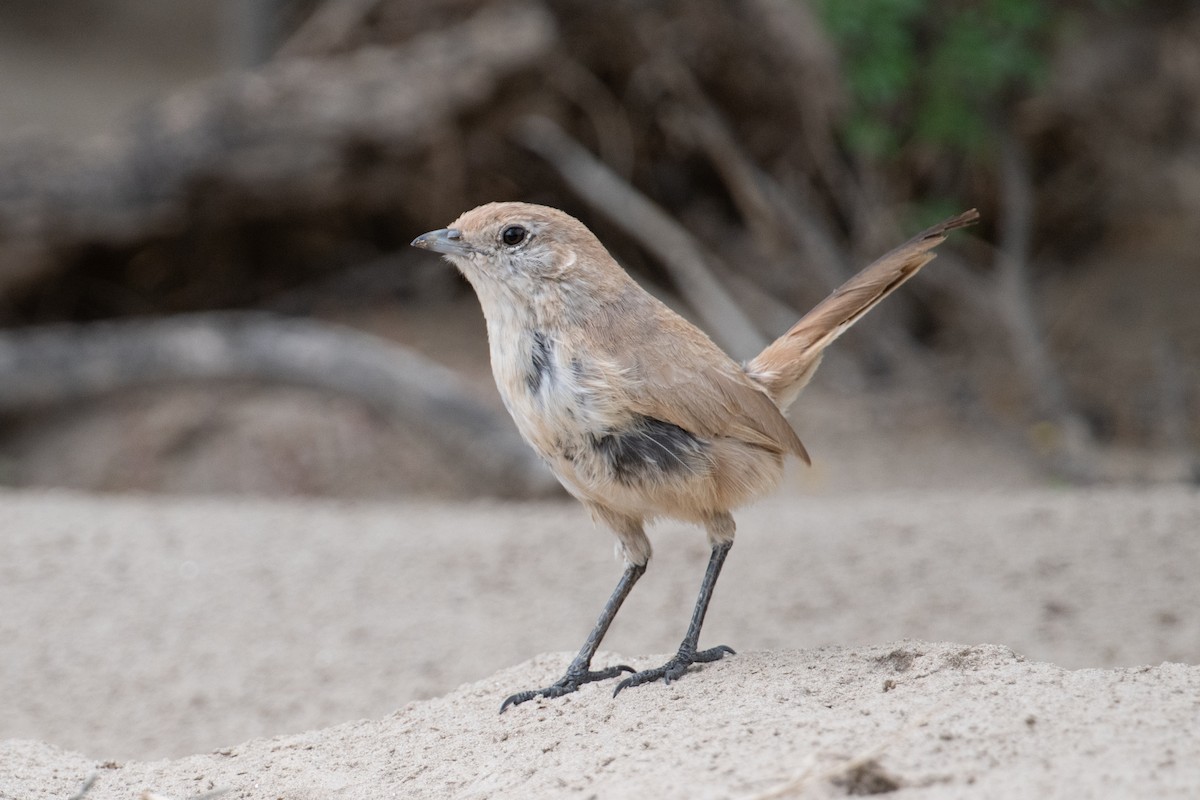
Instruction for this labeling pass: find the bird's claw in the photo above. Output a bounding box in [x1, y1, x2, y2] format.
[613, 645, 735, 697]
[500, 663, 634, 713]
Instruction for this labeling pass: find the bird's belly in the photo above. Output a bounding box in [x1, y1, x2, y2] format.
[545, 414, 785, 522]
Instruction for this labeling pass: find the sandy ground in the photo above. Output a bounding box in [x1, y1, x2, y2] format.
[4, 644, 1198, 800]
[2, 484, 1199, 797]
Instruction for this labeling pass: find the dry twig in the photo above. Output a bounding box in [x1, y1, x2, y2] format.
[67, 773, 97, 800]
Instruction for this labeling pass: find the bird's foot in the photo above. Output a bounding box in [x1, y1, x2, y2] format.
[500, 663, 633, 713]
[613, 644, 735, 696]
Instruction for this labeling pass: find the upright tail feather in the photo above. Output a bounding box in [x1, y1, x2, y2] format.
[746, 209, 980, 411]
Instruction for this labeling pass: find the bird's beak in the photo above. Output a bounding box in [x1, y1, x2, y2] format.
[411, 228, 472, 256]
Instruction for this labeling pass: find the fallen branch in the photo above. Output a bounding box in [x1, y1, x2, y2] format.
[0, 1, 557, 296]
[0, 312, 557, 497]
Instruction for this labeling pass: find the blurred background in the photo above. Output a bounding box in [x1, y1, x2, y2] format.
[1, 0, 1197, 499]
[4, 0, 1200, 765]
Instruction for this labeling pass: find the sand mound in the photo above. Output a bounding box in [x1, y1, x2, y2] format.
[4, 642, 1198, 799]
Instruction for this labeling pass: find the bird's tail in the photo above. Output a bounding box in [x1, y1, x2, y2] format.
[745, 209, 980, 411]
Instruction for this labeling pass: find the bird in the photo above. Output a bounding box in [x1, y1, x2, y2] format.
[411, 201, 978, 711]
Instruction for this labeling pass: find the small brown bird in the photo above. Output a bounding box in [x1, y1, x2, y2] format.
[412, 202, 978, 711]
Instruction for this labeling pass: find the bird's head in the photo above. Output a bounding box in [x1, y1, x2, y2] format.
[411, 202, 621, 308]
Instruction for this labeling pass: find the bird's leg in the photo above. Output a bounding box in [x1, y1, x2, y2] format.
[614, 541, 735, 695]
[500, 562, 645, 712]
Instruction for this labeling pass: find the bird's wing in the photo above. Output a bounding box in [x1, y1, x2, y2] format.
[611, 312, 810, 464]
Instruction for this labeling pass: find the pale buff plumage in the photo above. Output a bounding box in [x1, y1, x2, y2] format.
[412, 200, 977, 708]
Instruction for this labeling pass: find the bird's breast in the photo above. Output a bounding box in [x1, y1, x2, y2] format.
[489, 325, 613, 462]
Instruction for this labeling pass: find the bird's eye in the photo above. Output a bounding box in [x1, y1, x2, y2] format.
[501, 225, 527, 246]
